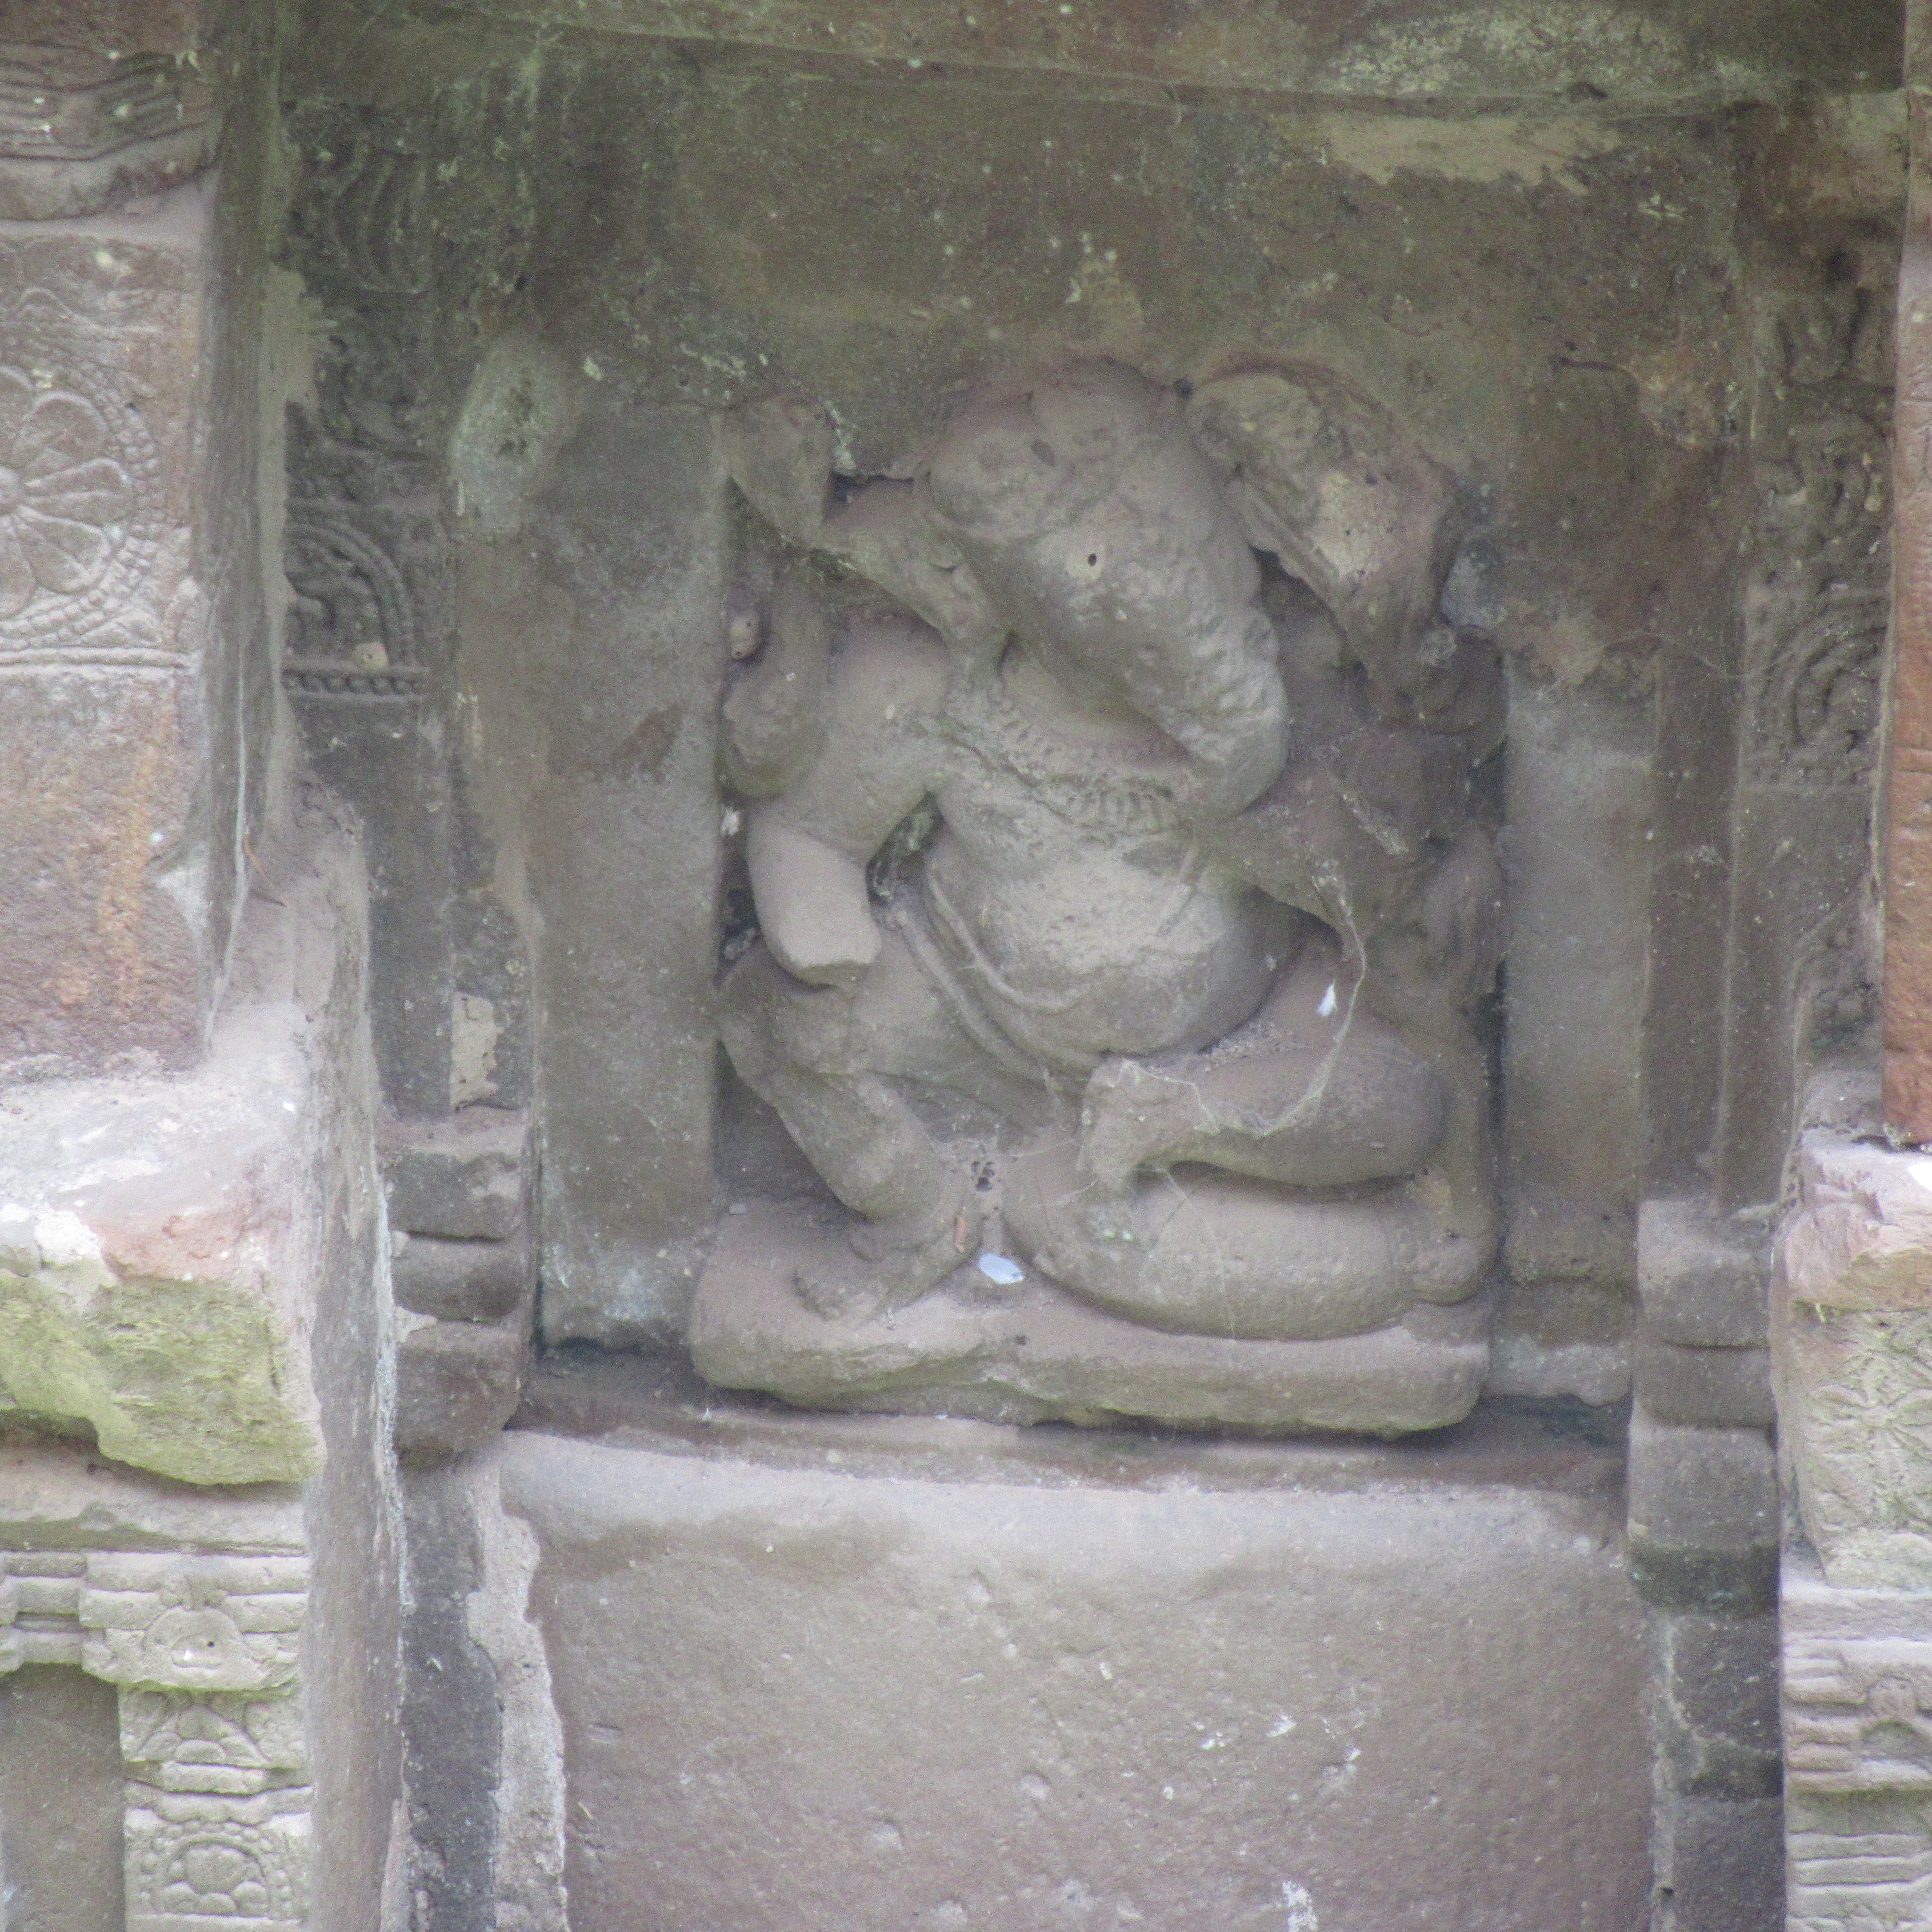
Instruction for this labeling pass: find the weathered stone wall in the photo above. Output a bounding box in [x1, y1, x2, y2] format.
[0, 0, 1918, 1926]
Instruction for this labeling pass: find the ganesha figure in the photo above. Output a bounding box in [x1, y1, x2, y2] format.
[690, 359, 1506, 1432]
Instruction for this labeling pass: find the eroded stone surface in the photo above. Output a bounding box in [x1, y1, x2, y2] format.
[0, 805, 377, 1487]
[1784, 1547, 1932, 1932]
[0, 1666, 125, 1932]
[692, 1199, 1491, 1432]
[395, 1314, 529, 1460]
[1626, 1409, 1778, 1611]
[491, 1392, 1648, 1932]
[694, 358, 1502, 1426]
[1777, 1132, 1932, 1589]
[335, 0, 1900, 105]
[0, 38, 210, 221]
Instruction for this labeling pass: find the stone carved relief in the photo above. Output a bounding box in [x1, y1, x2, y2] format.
[1744, 241, 1892, 790]
[1788, 1635, 1932, 1792]
[0, 357, 165, 656]
[286, 128, 430, 298]
[1787, 1801, 1932, 1932]
[281, 508, 424, 701]
[121, 1690, 308, 1794]
[1744, 412, 1890, 786]
[0, 43, 210, 221]
[1789, 1307, 1932, 1579]
[693, 360, 1503, 1430]
[80, 1553, 307, 1692]
[125, 1790, 309, 1932]
[0, 1541, 311, 1932]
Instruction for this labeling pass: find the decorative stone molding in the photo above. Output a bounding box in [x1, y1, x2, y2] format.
[0, 1530, 312, 1932]
[1776, 1132, 1932, 1591]
[281, 506, 425, 703]
[81, 1554, 307, 1693]
[1784, 1551, 1932, 1932]
[0, 41, 210, 221]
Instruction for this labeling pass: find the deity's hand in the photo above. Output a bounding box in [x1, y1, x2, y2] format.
[745, 810, 880, 988]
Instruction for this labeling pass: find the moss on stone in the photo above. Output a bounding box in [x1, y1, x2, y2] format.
[0, 1260, 319, 1486]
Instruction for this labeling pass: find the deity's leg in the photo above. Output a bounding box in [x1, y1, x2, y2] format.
[716, 938, 986, 1315]
[1074, 935, 1447, 1198]
[1005, 935, 1489, 1340]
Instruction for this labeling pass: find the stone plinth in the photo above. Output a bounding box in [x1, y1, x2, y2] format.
[490, 1369, 1648, 1932]
[691, 1201, 1492, 1435]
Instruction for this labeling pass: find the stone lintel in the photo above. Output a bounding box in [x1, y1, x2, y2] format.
[377, 0, 1901, 108]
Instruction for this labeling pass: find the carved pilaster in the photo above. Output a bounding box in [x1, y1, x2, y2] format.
[0, 1545, 313, 1932]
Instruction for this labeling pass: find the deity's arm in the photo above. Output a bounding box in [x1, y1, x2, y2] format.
[1201, 753, 1427, 949]
[1206, 707, 1491, 962]
[742, 618, 950, 988]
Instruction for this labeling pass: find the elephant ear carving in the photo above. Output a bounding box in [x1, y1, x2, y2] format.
[1186, 366, 1460, 709]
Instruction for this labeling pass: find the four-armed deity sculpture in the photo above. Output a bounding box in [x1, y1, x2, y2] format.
[690, 360, 1505, 1431]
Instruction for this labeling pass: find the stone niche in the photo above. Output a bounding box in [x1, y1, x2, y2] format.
[277, 0, 1895, 1922]
[0, 0, 1909, 1925]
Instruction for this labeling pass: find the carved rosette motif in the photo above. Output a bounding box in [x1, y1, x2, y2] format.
[0, 225, 191, 666]
[126, 1793, 309, 1932]
[0, 1548, 310, 1932]
[0, 356, 164, 655]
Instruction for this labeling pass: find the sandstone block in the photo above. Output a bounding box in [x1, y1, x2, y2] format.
[391, 1230, 532, 1323]
[0, 190, 227, 1082]
[515, 403, 727, 1345]
[382, 1110, 528, 1242]
[1781, 1133, 1932, 1312]
[1650, 1610, 1781, 1798]
[1639, 1197, 1774, 1348]
[691, 1201, 1491, 1434]
[1502, 678, 1649, 1303]
[0, 1666, 124, 1932]
[0, 39, 210, 221]
[1652, 1794, 1784, 1932]
[394, 1315, 529, 1460]
[403, 0, 1897, 102]
[0, 807, 378, 1488]
[0, 1073, 323, 1486]
[1627, 1410, 1778, 1610]
[1634, 1338, 1776, 1428]
[1783, 1543, 1932, 1795]
[491, 1397, 1650, 1932]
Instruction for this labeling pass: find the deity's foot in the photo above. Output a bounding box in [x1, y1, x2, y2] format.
[1005, 1138, 1489, 1342]
[792, 1197, 979, 1322]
